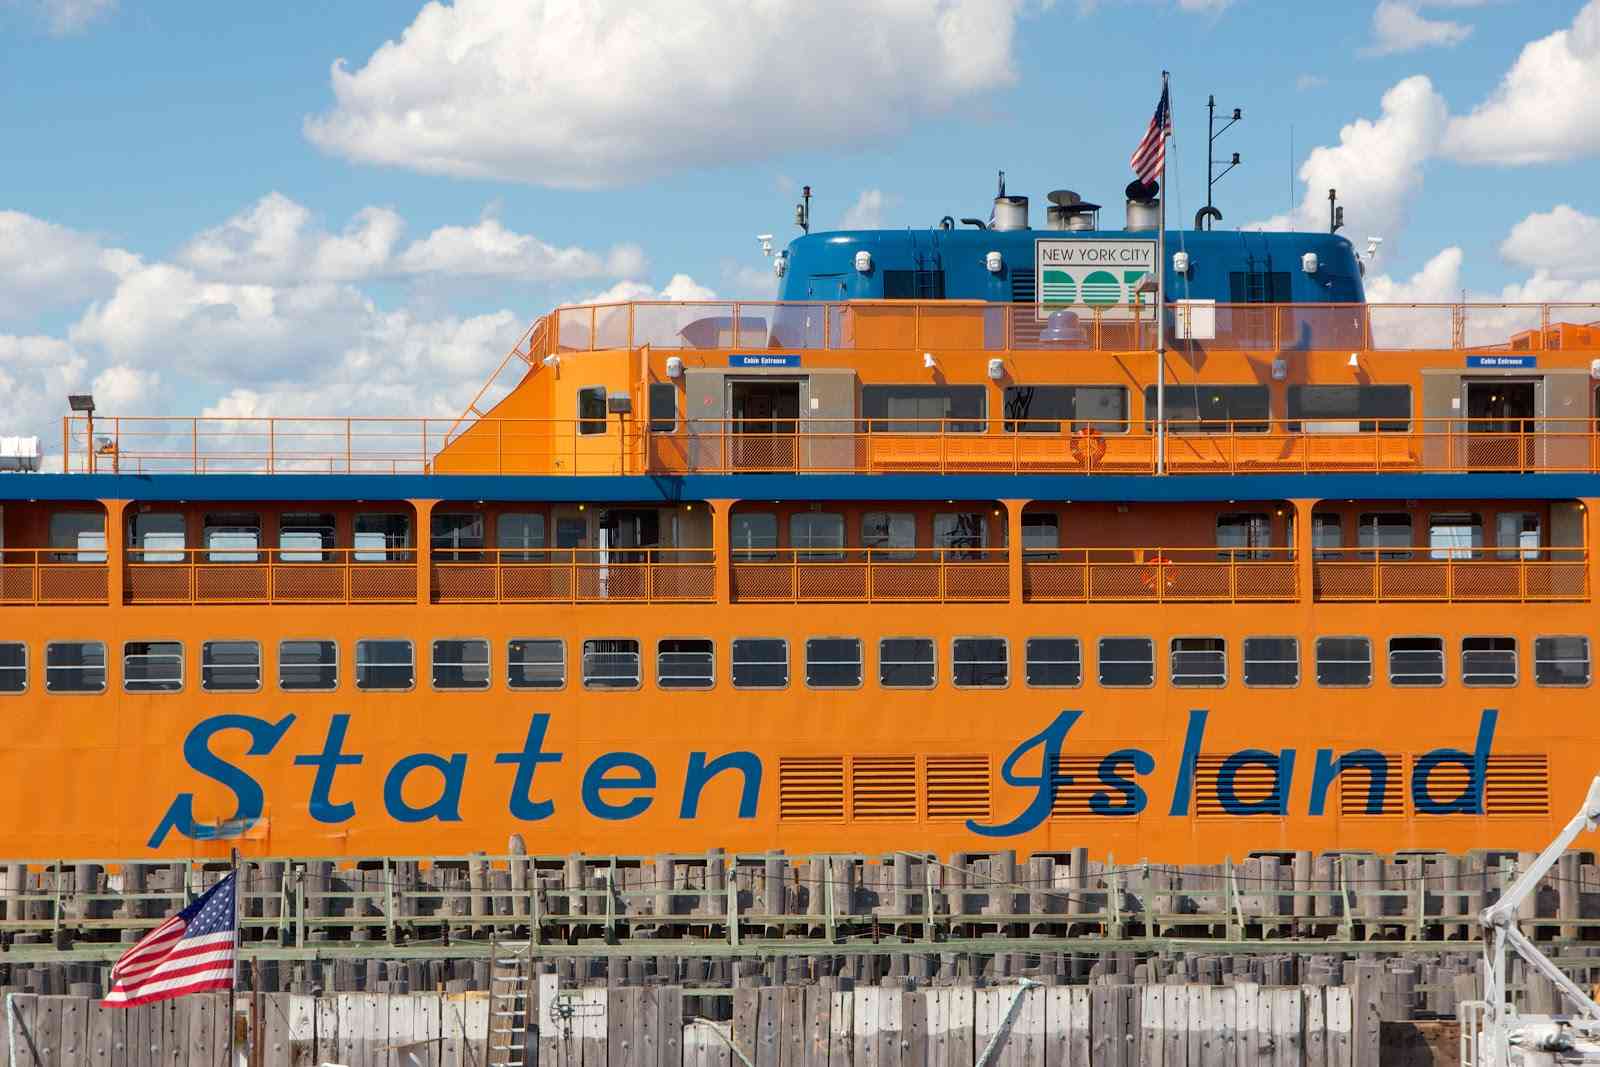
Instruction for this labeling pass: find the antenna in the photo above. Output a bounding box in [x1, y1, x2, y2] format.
[1204, 94, 1243, 230]
[1328, 188, 1344, 234]
[794, 186, 811, 234]
[997, 170, 1006, 198]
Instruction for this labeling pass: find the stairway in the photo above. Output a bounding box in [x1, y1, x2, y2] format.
[488, 935, 532, 1065]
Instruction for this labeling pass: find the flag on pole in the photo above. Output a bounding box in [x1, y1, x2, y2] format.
[1130, 83, 1172, 185]
[102, 873, 237, 1007]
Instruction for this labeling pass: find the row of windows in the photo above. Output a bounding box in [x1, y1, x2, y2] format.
[2, 634, 1588, 694]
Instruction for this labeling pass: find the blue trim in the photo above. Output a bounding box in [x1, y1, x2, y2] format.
[2, 472, 1598, 503]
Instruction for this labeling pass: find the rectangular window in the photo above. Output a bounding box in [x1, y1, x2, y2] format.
[861, 385, 986, 433]
[658, 638, 715, 689]
[508, 639, 565, 690]
[432, 638, 490, 691]
[0, 643, 24, 693]
[953, 637, 1008, 688]
[204, 512, 261, 562]
[279, 640, 338, 691]
[1144, 385, 1269, 433]
[805, 638, 863, 688]
[1022, 513, 1059, 560]
[1288, 385, 1411, 432]
[1316, 636, 1372, 686]
[129, 512, 185, 562]
[497, 513, 547, 561]
[1171, 637, 1226, 687]
[1535, 636, 1590, 687]
[1388, 637, 1444, 687]
[123, 641, 183, 693]
[731, 638, 788, 689]
[1025, 637, 1082, 687]
[582, 638, 640, 689]
[934, 513, 988, 559]
[355, 639, 415, 690]
[1429, 513, 1483, 560]
[862, 513, 916, 560]
[45, 641, 105, 693]
[1002, 385, 1127, 433]
[879, 638, 935, 688]
[280, 513, 335, 562]
[649, 382, 678, 434]
[882, 269, 946, 299]
[354, 513, 410, 562]
[431, 513, 485, 562]
[731, 513, 778, 561]
[1243, 637, 1299, 687]
[1358, 513, 1412, 561]
[1098, 637, 1155, 687]
[1228, 270, 1292, 304]
[555, 516, 586, 549]
[790, 513, 845, 560]
[1496, 512, 1541, 560]
[1312, 514, 1343, 560]
[48, 512, 106, 563]
[202, 640, 261, 691]
[578, 386, 608, 435]
[1216, 513, 1272, 560]
[1462, 636, 1517, 687]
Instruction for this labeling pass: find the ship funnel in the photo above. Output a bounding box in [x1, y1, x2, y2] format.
[991, 195, 1029, 231]
[1046, 190, 1100, 231]
[1124, 180, 1160, 232]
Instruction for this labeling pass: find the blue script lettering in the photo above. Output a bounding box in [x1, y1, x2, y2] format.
[1092, 750, 1155, 815]
[583, 753, 657, 820]
[1308, 749, 1392, 816]
[968, 710, 1085, 836]
[293, 713, 363, 823]
[147, 713, 296, 848]
[383, 753, 468, 823]
[681, 751, 762, 819]
[1217, 749, 1296, 815]
[1413, 710, 1499, 814]
[495, 714, 564, 821]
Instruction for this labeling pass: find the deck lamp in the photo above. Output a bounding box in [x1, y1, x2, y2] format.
[68, 394, 97, 473]
[987, 358, 1006, 381]
[666, 356, 685, 379]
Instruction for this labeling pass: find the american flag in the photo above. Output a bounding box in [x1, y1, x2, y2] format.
[102, 873, 236, 1008]
[1130, 83, 1172, 185]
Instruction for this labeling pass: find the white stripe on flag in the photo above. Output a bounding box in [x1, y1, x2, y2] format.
[102, 966, 235, 1003]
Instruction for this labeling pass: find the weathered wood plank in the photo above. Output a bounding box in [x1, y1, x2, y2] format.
[186, 994, 215, 1067]
[1303, 986, 1326, 1067]
[57, 995, 87, 1067]
[903, 989, 928, 1067]
[881, 985, 904, 1067]
[1043, 988, 1070, 1067]
[1066, 988, 1090, 1067]
[1233, 983, 1259, 1067]
[1162, 984, 1186, 1067]
[1205, 987, 1235, 1067]
[733, 987, 759, 1067]
[87, 999, 120, 1067]
[1140, 986, 1164, 1067]
[661, 986, 686, 1067]
[1187, 985, 1206, 1067]
[756, 987, 783, 1067]
[1349, 966, 1380, 1067]
[829, 989, 855, 1067]
[855, 987, 880, 1067]
[1324, 987, 1352, 1067]
[539, 975, 562, 1067]
[806, 986, 830, 1067]
[641, 985, 663, 1067]
[1272, 989, 1302, 1067]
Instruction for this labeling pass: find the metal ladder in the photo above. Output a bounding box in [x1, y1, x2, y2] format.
[488, 935, 531, 1066]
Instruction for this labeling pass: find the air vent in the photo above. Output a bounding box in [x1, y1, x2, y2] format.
[851, 755, 917, 820]
[926, 755, 990, 820]
[778, 757, 845, 821]
[1051, 756, 1106, 818]
[1194, 755, 1287, 816]
[1338, 753, 1405, 817]
[1411, 754, 1550, 816]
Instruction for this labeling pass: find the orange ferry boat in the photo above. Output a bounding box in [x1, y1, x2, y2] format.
[3, 183, 1596, 862]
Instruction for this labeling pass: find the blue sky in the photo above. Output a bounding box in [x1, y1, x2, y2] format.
[3, 0, 1599, 444]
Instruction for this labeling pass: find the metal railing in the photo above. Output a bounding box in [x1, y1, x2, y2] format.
[1312, 546, 1588, 602]
[0, 550, 109, 605]
[125, 547, 417, 604]
[432, 547, 716, 603]
[1024, 548, 1298, 603]
[730, 547, 1010, 602]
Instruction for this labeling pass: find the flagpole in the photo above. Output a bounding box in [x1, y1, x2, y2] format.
[228, 848, 239, 1067]
[1155, 70, 1170, 476]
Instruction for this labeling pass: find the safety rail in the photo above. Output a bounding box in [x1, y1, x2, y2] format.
[730, 548, 1010, 602]
[432, 547, 715, 603]
[1313, 547, 1588, 602]
[124, 547, 417, 604]
[59, 415, 1600, 477]
[1025, 548, 1298, 603]
[0, 549, 109, 605]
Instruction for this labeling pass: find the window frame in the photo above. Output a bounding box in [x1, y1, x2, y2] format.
[648, 381, 678, 434]
[122, 639, 185, 694]
[278, 639, 340, 692]
[581, 638, 642, 691]
[1021, 513, 1060, 561]
[1024, 636, 1083, 689]
[47, 511, 107, 563]
[1461, 635, 1519, 688]
[1001, 384, 1129, 433]
[203, 512, 262, 563]
[1242, 636, 1300, 688]
[353, 512, 411, 562]
[731, 512, 779, 561]
[1170, 636, 1227, 688]
[1143, 384, 1270, 433]
[578, 385, 609, 435]
[656, 637, 716, 691]
[430, 637, 493, 692]
[128, 512, 186, 563]
[1358, 512, 1413, 561]
[789, 512, 846, 561]
[731, 637, 789, 690]
[1534, 635, 1591, 688]
[0, 642, 25, 695]
[804, 636, 864, 690]
[951, 636, 1009, 690]
[44, 640, 107, 695]
[496, 512, 548, 562]
[201, 639, 263, 693]
[1315, 635, 1373, 688]
[877, 637, 936, 689]
[1097, 636, 1156, 689]
[1386, 635, 1446, 688]
[861, 512, 917, 561]
[507, 637, 567, 691]
[1287, 384, 1412, 433]
[861, 384, 987, 433]
[354, 638, 417, 692]
[279, 513, 336, 563]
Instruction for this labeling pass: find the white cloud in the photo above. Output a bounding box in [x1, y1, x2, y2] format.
[1364, 1, 1472, 56]
[1247, 75, 1447, 248]
[397, 217, 646, 281]
[1499, 204, 1600, 277]
[1444, 1, 1600, 164]
[1363, 246, 1464, 303]
[576, 274, 717, 306]
[179, 193, 403, 284]
[0, 210, 136, 318]
[304, 0, 1026, 188]
[0, 334, 89, 454]
[840, 189, 892, 230]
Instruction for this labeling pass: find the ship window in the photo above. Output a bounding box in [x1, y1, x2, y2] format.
[431, 513, 484, 562]
[1462, 636, 1518, 687]
[934, 513, 988, 559]
[1145, 385, 1269, 433]
[1098, 637, 1155, 687]
[279, 640, 338, 691]
[1171, 637, 1226, 687]
[1312, 514, 1343, 560]
[1535, 636, 1590, 687]
[497, 513, 546, 561]
[882, 269, 946, 300]
[1388, 637, 1444, 687]
[432, 639, 491, 691]
[732, 638, 788, 689]
[130, 512, 186, 563]
[45, 641, 105, 693]
[1243, 637, 1299, 687]
[806, 638, 862, 688]
[862, 513, 916, 560]
[1429, 513, 1483, 560]
[280, 513, 335, 562]
[0, 643, 24, 693]
[879, 638, 935, 688]
[658, 638, 715, 690]
[555, 516, 586, 549]
[1358, 513, 1412, 561]
[731, 513, 778, 561]
[582, 638, 640, 689]
[1288, 385, 1411, 432]
[1025, 637, 1081, 688]
[354, 513, 410, 562]
[862, 385, 985, 433]
[48, 512, 106, 563]
[1316, 636, 1372, 686]
[1496, 513, 1541, 560]
[202, 640, 261, 692]
[649, 382, 678, 434]
[355, 639, 415, 691]
[952, 637, 1008, 688]
[204, 513, 261, 562]
[508, 639, 565, 690]
[1022, 514, 1059, 560]
[578, 387, 608, 435]
[1216, 513, 1272, 560]
[123, 641, 182, 693]
[790, 513, 844, 560]
[1227, 270, 1292, 304]
[1002, 386, 1127, 433]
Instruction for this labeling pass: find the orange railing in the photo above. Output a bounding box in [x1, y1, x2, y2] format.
[0, 550, 110, 605]
[729, 548, 1010, 602]
[1024, 548, 1298, 603]
[432, 548, 715, 603]
[124, 548, 417, 605]
[1313, 547, 1588, 603]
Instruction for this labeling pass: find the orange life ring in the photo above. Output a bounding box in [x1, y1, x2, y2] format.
[1141, 553, 1177, 591]
[1071, 427, 1106, 468]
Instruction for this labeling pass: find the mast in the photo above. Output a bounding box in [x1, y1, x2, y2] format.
[1155, 70, 1170, 475]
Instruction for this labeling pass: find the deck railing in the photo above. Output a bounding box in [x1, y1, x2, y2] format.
[124, 548, 417, 604]
[432, 547, 716, 603]
[730, 548, 1011, 602]
[1024, 548, 1299, 603]
[0, 550, 110, 605]
[1312, 546, 1587, 602]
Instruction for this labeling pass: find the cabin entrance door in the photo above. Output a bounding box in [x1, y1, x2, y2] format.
[728, 380, 801, 470]
[1463, 379, 1537, 470]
